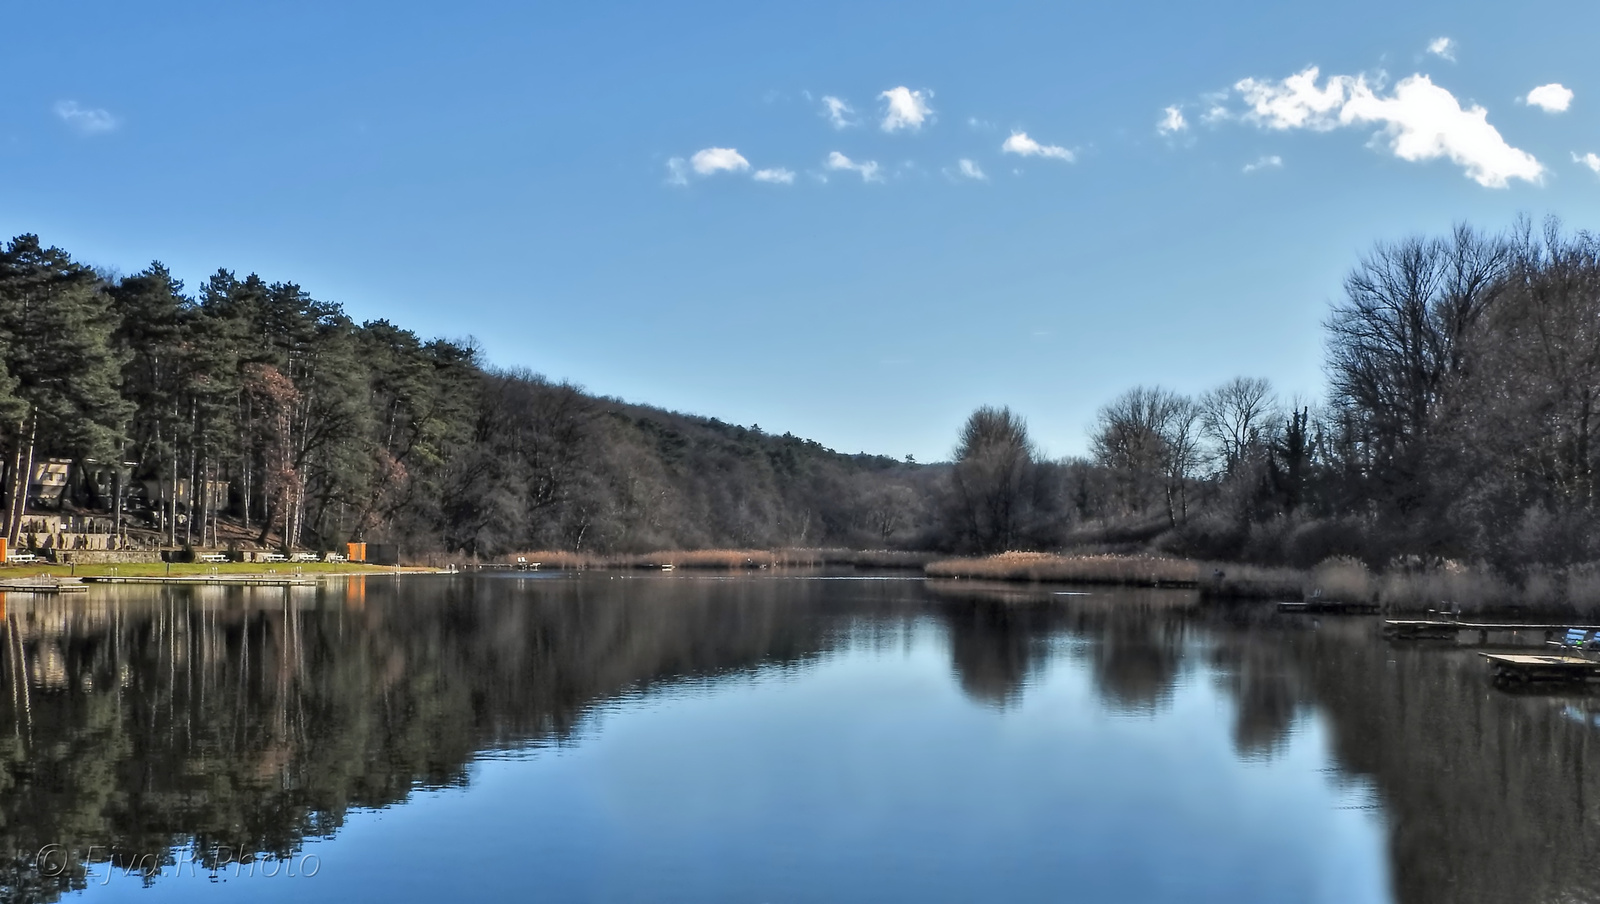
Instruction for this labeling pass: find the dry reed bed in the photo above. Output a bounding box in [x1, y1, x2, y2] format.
[1199, 564, 1307, 600]
[926, 552, 1201, 586]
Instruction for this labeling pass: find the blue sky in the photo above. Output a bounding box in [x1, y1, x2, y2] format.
[4, 1, 1600, 461]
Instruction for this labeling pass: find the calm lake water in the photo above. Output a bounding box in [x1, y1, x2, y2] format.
[1, 572, 1595, 903]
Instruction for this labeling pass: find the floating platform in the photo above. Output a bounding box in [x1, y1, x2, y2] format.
[0, 577, 87, 594]
[82, 575, 317, 587]
[1277, 599, 1381, 615]
[1482, 652, 1600, 686]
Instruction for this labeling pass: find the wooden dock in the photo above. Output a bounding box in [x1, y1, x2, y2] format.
[1277, 599, 1381, 615]
[81, 575, 317, 587]
[1482, 652, 1600, 686]
[1386, 619, 1598, 643]
[0, 577, 87, 594]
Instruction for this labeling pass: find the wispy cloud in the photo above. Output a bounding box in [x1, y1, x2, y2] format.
[949, 158, 987, 181]
[1200, 91, 1233, 125]
[1427, 37, 1456, 62]
[752, 167, 796, 184]
[1525, 83, 1573, 113]
[826, 151, 882, 182]
[54, 100, 117, 134]
[1575, 152, 1600, 175]
[1001, 131, 1074, 162]
[1158, 105, 1188, 135]
[821, 95, 856, 129]
[1232, 66, 1543, 188]
[1242, 155, 1283, 173]
[879, 87, 933, 132]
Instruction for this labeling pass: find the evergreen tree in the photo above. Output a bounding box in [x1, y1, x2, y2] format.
[0, 236, 130, 543]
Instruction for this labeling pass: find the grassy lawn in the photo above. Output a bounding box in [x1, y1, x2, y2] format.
[0, 562, 435, 578]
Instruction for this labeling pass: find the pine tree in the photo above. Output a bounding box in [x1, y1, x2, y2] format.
[0, 236, 131, 543]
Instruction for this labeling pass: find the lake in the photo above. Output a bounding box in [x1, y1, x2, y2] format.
[1, 572, 1595, 903]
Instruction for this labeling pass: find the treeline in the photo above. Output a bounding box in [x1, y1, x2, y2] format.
[0, 235, 928, 557]
[939, 217, 1600, 573]
[9, 217, 1600, 566]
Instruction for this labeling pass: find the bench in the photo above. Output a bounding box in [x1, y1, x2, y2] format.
[196, 553, 229, 563]
[260, 553, 287, 563]
[1548, 629, 1600, 653]
[5, 552, 37, 564]
[290, 552, 320, 562]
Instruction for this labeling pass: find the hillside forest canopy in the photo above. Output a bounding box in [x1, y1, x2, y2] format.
[1, 216, 1598, 572]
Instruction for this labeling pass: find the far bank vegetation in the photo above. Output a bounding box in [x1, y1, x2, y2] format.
[9, 218, 1600, 612]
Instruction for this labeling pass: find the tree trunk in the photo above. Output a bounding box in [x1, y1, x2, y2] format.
[5, 411, 36, 545]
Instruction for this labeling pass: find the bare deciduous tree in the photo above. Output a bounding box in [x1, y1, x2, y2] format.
[1199, 377, 1278, 476]
[1090, 386, 1201, 525]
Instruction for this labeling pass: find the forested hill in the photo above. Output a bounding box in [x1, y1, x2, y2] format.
[0, 234, 932, 557]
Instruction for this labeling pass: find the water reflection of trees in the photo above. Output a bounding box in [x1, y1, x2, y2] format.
[1269, 621, 1600, 904]
[0, 576, 918, 901]
[6, 577, 1600, 904]
[928, 583, 1600, 904]
[925, 581, 1196, 713]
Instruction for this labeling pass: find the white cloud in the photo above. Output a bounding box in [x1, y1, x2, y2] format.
[690, 147, 751, 175]
[821, 95, 856, 129]
[1236, 67, 1349, 130]
[879, 87, 933, 132]
[1525, 83, 1573, 113]
[668, 149, 791, 186]
[1231, 67, 1543, 188]
[967, 117, 995, 131]
[956, 158, 987, 180]
[1575, 152, 1600, 175]
[826, 151, 882, 182]
[1001, 131, 1074, 162]
[54, 100, 117, 134]
[1242, 155, 1283, 173]
[1158, 105, 1187, 135]
[1427, 37, 1456, 61]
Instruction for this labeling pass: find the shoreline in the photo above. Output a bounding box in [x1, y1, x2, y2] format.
[15, 550, 1597, 620]
[0, 562, 441, 580]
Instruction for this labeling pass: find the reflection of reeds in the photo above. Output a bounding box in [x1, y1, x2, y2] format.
[926, 552, 1201, 586]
